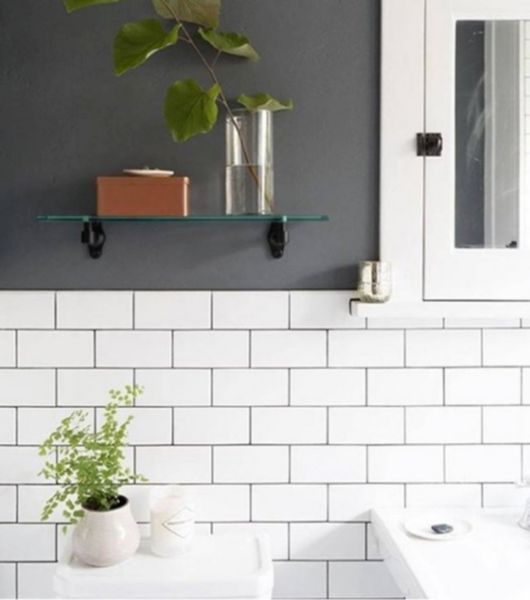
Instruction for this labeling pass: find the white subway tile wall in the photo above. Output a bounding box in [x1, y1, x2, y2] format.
[173, 407, 249, 445]
[290, 369, 365, 406]
[252, 331, 327, 368]
[0, 291, 527, 600]
[329, 407, 404, 444]
[483, 329, 530, 366]
[0, 292, 54, 330]
[406, 330, 481, 367]
[329, 561, 402, 599]
[18, 407, 86, 445]
[367, 368, 443, 406]
[174, 331, 249, 368]
[445, 368, 520, 405]
[213, 292, 289, 329]
[0, 410, 15, 445]
[0, 370, 56, 407]
[212, 522, 289, 560]
[136, 369, 210, 406]
[56, 292, 133, 330]
[96, 407, 173, 445]
[274, 561, 327, 599]
[289, 523, 365, 559]
[329, 484, 405, 521]
[17, 563, 56, 599]
[58, 369, 133, 406]
[252, 407, 326, 444]
[96, 331, 172, 367]
[405, 484, 482, 508]
[18, 486, 62, 523]
[290, 446, 366, 483]
[405, 407, 481, 444]
[0, 487, 16, 522]
[0, 524, 55, 561]
[213, 369, 288, 406]
[329, 330, 404, 368]
[18, 331, 93, 368]
[0, 564, 15, 599]
[214, 446, 289, 483]
[135, 292, 211, 330]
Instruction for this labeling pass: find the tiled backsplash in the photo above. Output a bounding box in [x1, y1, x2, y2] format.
[1, 290, 529, 599]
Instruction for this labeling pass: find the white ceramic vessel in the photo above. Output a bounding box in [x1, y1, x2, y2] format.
[73, 496, 140, 567]
[150, 486, 195, 557]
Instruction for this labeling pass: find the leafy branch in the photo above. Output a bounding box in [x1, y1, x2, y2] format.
[63, 0, 293, 144]
[63, 0, 293, 211]
[39, 385, 147, 532]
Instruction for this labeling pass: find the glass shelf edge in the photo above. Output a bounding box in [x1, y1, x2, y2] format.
[37, 215, 330, 223]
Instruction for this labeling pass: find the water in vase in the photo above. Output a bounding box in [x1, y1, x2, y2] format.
[225, 164, 274, 215]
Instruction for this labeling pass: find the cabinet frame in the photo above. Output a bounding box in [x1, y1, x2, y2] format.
[363, 0, 530, 316]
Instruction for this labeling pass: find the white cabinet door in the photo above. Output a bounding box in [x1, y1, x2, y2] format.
[424, 0, 530, 300]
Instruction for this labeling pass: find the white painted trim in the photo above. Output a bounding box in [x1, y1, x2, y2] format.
[442, 0, 530, 20]
[351, 300, 530, 318]
[380, 0, 425, 304]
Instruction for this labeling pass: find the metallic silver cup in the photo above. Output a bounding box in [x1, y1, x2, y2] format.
[358, 261, 392, 303]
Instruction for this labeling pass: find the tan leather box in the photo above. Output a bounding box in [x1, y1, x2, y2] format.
[97, 177, 190, 217]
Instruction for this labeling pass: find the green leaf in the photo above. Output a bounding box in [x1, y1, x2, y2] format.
[114, 20, 180, 76]
[165, 79, 221, 142]
[152, 0, 220, 28]
[63, 0, 120, 13]
[237, 93, 294, 112]
[198, 28, 259, 61]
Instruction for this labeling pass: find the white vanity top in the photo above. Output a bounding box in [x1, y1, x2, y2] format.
[372, 508, 530, 600]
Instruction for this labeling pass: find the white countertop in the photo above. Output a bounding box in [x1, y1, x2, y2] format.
[372, 508, 530, 600]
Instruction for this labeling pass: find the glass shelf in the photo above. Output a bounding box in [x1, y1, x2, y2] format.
[37, 214, 330, 260]
[37, 214, 329, 223]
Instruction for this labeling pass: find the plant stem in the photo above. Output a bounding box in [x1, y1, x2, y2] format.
[211, 49, 222, 68]
[179, 24, 259, 186]
[160, 0, 272, 211]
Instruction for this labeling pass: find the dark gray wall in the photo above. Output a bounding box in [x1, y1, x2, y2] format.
[0, 0, 380, 289]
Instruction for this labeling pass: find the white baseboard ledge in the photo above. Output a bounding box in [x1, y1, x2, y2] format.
[350, 300, 530, 318]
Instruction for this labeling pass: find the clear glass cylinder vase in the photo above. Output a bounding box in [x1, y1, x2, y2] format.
[225, 110, 274, 215]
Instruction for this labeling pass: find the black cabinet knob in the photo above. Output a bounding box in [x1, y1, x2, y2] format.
[417, 133, 443, 157]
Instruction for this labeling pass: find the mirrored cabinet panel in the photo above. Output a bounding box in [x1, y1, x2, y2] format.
[455, 20, 523, 251]
[422, 0, 530, 300]
[380, 0, 530, 310]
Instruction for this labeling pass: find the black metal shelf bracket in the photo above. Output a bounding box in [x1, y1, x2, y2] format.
[81, 220, 106, 259]
[37, 215, 327, 260]
[268, 221, 289, 259]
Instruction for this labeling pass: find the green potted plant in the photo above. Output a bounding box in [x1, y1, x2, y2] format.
[39, 385, 147, 567]
[63, 0, 293, 215]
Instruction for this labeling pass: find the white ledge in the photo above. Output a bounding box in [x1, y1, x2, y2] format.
[350, 300, 530, 318]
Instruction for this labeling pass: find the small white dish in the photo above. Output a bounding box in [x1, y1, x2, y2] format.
[123, 168, 174, 178]
[403, 515, 473, 541]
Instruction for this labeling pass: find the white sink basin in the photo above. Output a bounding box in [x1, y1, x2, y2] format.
[372, 508, 530, 600]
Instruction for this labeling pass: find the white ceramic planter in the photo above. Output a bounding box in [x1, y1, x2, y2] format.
[73, 496, 140, 567]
